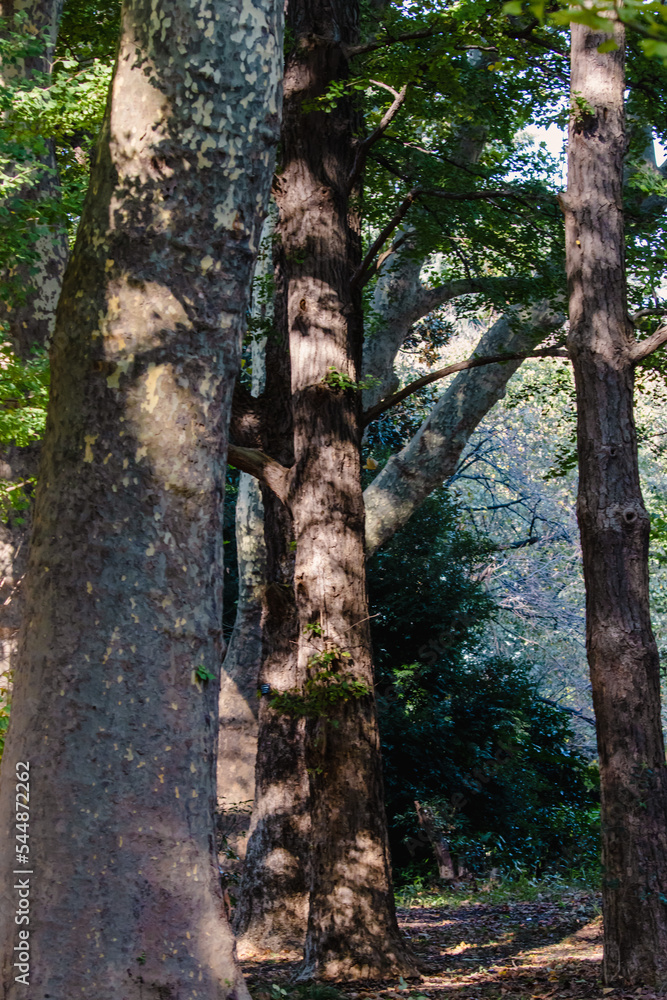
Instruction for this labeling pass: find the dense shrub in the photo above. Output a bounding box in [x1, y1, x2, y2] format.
[367, 489, 600, 880]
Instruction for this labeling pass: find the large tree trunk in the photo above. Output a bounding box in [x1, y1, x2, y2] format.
[0, 0, 283, 995]
[278, 0, 414, 979]
[565, 20, 667, 988]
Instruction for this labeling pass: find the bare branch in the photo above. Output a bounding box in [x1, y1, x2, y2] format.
[227, 445, 292, 504]
[630, 307, 667, 323]
[362, 347, 569, 426]
[537, 696, 596, 729]
[629, 325, 667, 364]
[348, 82, 409, 193]
[368, 78, 401, 100]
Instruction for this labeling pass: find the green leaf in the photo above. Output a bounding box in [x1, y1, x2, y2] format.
[597, 38, 619, 52]
[641, 38, 667, 61]
[195, 664, 216, 683]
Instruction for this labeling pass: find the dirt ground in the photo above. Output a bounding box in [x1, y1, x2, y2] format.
[241, 889, 666, 1000]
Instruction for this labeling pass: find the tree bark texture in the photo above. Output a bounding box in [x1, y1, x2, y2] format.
[217, 473, 265, 862]
[233, 256, 311, 956]
[565, 20, 667, 988]
[0, 0, 282, 995]
[363, 301, 564, 556]
[218, 263, 271, 864]
[276, 0, 414, 979]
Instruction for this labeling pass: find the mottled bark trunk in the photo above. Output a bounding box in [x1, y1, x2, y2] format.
[361, 232, 423, 410]
[0, 0, 282, 996]
[217, 473, 265, 861]
[279, 0, 413, 979]
[565, 20, 667, 988]
[364, 301, 564, 556]
[218, 270, 271, 863]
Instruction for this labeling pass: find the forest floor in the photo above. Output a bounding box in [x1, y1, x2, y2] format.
[240, 883, 666, 1000]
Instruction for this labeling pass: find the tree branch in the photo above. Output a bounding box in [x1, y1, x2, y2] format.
[352, 178, 558, 289]
[351, 189, 419, 290]
[537, 697, 596, 730]
[347, 82, 409, 193]
[227, 445, 292, 504]
[344, 27, 436, 59]
[630, 307, 667, 323]
[362, 347, 569, 426]
[629, 325, 667, 364]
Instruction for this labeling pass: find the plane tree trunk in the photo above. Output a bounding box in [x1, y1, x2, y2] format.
[0, 0, 283, 995]
[565, 19, 667, 989]
[363, 301, 564, 556]
[217, 268, 272, 864]
[217, 472, 265, 861]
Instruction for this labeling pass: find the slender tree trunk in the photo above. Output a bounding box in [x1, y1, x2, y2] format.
[414, 801, 455, 881]
[218, 262, 271, 864]
[278, 0, 414, 979]
[217, 472, 265, 861]
[0, 0, 282, 995]
[565, 20, 667, 988]
[233, 254, 310, 957]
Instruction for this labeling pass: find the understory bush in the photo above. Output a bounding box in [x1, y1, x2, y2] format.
[367, 489, 600, 882]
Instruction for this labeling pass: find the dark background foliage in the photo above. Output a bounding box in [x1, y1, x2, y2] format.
[367, 489, 600, 882]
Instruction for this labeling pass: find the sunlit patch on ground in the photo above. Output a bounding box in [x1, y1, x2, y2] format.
[243, 890, 667, 999]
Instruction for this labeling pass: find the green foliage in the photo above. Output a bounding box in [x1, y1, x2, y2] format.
[0, 683, 10, 765]
[268, 630, 371, 720]
[0, 329, 49, 519]
[251, 984, 345, 1000]
[571, 91, 596, 125]
[321, 367, 380, 394]
[367, 489, 600, 880]
[195, 664, 216, 683]
[505, 0, 667, 63]
[0, 12, 113, 307]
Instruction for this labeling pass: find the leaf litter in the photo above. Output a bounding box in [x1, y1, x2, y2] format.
[242, 887, 667, 999]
